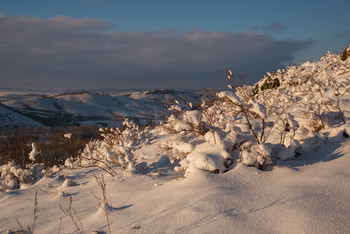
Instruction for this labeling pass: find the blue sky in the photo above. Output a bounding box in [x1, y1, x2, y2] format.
[0, 0, 349, 91]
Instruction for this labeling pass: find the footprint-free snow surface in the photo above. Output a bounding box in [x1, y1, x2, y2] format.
[1, 139, 350, 233]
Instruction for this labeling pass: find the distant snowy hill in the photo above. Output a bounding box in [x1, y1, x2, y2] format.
[0, 89, 202, 128]
[0, 104, 43, 128]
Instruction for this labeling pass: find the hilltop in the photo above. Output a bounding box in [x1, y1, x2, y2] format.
[0, 89, 202, 128]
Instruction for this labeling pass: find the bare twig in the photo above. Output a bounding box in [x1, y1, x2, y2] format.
[94, 175, 112, 234]
[60, 197, 84, 234]
[80, 153, 117, 176]
[15, 217, 24, 231]
[57, 217, 62, 234]
[28, 190, 39, 234]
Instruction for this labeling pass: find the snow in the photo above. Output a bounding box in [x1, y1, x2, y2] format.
[1, 140, 350, 233]
[1, 49, 350, 233]
[286, 112, 299, 129]
[217, 90, 242, 104]
[0, 89, 202, 127]
[181, 142, 232, 173]
[184, 110, 201, 126]
[64, 133, 72, 139]
[249, 99, 267, 119]
[0, 105, 43, 128]
[28, 142, 40, 162]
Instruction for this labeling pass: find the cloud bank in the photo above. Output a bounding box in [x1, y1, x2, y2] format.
[0, 14, 313, 90]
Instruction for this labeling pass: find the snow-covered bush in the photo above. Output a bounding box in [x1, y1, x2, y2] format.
[0, 141, 51, 190]
[70, 46, 349, 175]
[240, 142, 272, 168]
[4, 46, 345, 181]
[67, 119, 151, 174]
[163, 101, 208, 136]
[160, 134, 195, 161]
[0, 161, 44, 190]
[161, 47, 350, 173]
[179, 142, 233, 175]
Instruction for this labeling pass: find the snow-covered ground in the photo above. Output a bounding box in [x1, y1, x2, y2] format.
[1, 48, 350, 233]
[0, 138, 349, 233]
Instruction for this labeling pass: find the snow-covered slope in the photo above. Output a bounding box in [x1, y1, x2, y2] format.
[0, 104, 43, 128]
[1, 48, 350, 233]
[0, 139, 349, 233]
[0, 89, 202, 127]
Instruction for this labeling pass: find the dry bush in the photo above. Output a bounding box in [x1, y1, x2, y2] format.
[0, 125, 100, 169]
